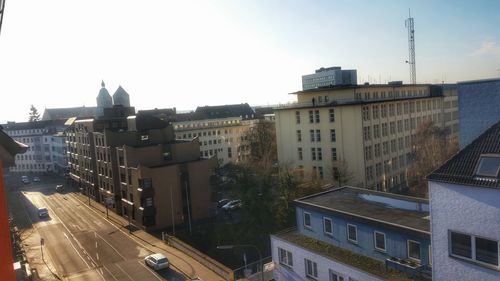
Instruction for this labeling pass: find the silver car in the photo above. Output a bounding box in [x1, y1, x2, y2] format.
[144, 253, 169, 270]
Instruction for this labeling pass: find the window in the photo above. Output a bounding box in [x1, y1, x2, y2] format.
[363, 126, 371, 141]
[382, 123, 388, 137]
[318, 166, 323, 179]
[362, 106, 370, 121]
[310, 130, 315, 142]
[365, 146, 372, 160]
[298, 147, 303, 160]
[390, 122, 396, 135]
[407, 240, 421, 261]
[297, 130, 302, 142]
[323, 217, 333, 236]
[450, 231, 499, 267]
[305, 259, 318, 279]
[374, 231, 386, 251]
[303, 212, 312, 229]
[372, 105, 379, 119]
[316, 130, 321, 142]
[374, 143, 381, 157]
[347, 224, 357, 243]
[296, 111, 301, 124]
[330, 129, 336, 142]
[311, 148, 316, 160]
[397, 120, 403, 133]
[309, 110, 314, 123]
[315, 110, 320, 123]
[317, 148, 322, 161]
[329, 269, 345, 281]
[373, 124, 380, 139]
[331, 148, 337, 161]
[329, 109, 335, 122]
[278, 248, 293, 267]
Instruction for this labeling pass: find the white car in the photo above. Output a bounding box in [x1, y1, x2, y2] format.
[144, 253, 169, 270]
[222, 200, 242, 211]
[33, 176, 41, 182]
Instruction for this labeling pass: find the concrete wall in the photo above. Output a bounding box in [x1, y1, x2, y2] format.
[429, 181, 500, 280]
[458, 79, 500, 149]
[271, 235, 383, 281]
[295, 206, 431, 265]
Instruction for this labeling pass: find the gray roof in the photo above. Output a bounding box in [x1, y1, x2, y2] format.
[194, 103, 255, 120]
[295, 186, 430, 234]
[42, 107, 103, 121]
[428, 121, 500, 189]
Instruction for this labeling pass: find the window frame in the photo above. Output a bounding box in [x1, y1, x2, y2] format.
[347, 224, 358, 244]
[329, 269, 345, 281]
[278, 247, 294, 268]
[373, 231, 387, 252]
[448, 230, 499, 269]
[323, 217, 333, 236]
[407, 239, 421, 262]
[303, 212, 312, 229]
[304, 258, 318, 279]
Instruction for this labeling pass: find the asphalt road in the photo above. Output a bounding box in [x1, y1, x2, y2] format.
[15, 179, 186, 281]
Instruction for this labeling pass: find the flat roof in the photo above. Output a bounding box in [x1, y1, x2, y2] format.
[295, 187, 430, 234]
[290, 83, 435, 95]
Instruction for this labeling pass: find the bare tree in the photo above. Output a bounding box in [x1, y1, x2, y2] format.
[332, 159, 355, 187]
[408, 120, 458, 197]
[243, 120, 277, 171]
[28, 105, 40, 122]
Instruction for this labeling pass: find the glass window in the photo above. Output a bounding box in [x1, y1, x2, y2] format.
[451, 231, 472, 258]
[305, 259, 318, 279]
[329, 270, 345, 281]
[374, 231, 386, 251]
[347, 224, 357, 243]
[330, 129, 336, 142]
[323, 217, 333, 235]
[475, 237, 498, 266]
[329, 108, 335, 122]
[295, 111, 301, 124]
[408, 240, 421, 261]
[278, 248, 293, 267]
[304, 212, 312, 228]
[296, 130, 302, 142]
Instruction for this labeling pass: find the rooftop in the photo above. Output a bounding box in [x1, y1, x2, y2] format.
[274, 230, 414, 281]
[295, 186, 430, 234]
[428, 121, 500, 189]
[42, 106, 103, 121]
[291, 83, 437, 95]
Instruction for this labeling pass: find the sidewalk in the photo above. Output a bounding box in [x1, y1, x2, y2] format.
[7, 190, 60, 281]
[72, 192, 227, 281]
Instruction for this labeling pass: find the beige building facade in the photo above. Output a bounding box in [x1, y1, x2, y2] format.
[275, 83, 458, 191]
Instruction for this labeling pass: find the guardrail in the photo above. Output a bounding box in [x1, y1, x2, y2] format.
[232, 256, 272, 280]
[166, 235, 235, 281]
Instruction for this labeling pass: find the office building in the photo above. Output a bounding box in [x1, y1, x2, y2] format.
[1, 120, 68, 174]
[457, 78, 500, 149]
[66, 106, 216, 229]
[271, 186, 431, 281]
[302, 66, 357, 90]
[274, 83, 459, 191]
[428, 121, 500, 281]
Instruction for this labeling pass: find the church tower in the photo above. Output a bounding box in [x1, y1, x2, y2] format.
[96, 80, 113, 108]
[112, 85, 131, 107]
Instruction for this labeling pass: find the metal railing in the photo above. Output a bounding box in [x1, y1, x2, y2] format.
[233, 256, 272, 280]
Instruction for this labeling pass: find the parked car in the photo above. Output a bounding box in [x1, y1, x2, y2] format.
[144, 253, 169, 270]
[33, 176, 41, 182]
[222, 200, 242, 211]
[55, 184, 64, 192]
[217, 198, 230, 208]
[21, 176, 30, 184]
[37, 207, 49, 218]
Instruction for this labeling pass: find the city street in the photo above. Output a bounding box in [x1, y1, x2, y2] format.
[9, 177, 186, 281]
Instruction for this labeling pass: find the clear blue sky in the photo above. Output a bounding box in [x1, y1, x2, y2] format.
[1, 0, 499, 123]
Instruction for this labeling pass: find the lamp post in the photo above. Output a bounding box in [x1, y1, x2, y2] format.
[217, 244, 263, 281]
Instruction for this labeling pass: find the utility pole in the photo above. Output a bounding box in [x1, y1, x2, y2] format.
[405, 9, 416, 84]
[184, 181, 192, 235]
[170, 185, 175, 236]
[0, 0, 6, 37]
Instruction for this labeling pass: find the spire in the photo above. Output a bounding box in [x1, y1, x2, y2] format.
[101, 80, 105, 88]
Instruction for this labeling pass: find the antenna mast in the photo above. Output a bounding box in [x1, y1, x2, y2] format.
[405, 9, 416, 84]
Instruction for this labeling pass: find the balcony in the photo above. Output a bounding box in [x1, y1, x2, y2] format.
[385, 257, 431, 280]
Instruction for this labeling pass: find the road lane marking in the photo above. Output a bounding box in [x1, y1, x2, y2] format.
[63, 232, 92, 270]
[95, 241, 98, 248]
[94, 232, 126, 260]
[41, 196, 105, 281]
[96, 253, 99, 260]
[137, 260, 163, 281]
[115, 263, 135, 281]
[102, 265, 119, 281]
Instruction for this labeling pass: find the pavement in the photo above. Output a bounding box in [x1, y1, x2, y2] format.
[6, 175, 226, 281]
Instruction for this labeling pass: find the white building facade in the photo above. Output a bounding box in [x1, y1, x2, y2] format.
[302, 66, 357, 90]
[428, 121, 500, 281]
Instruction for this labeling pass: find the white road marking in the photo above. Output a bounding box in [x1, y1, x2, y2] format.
[63, 232, 92, 270]
[95, 241, 98, 248]
[102, 265, 120, 281]
[115, 263, 135, 281]
[138, 260, 163, 281]
[96, 252, 99, 260]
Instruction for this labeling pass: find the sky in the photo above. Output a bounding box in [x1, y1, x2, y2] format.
[0, 0, 499, 123]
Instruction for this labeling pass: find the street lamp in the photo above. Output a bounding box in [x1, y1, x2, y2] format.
[217, 244, 263, 281]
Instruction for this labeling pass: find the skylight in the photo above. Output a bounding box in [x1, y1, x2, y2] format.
[475, 154, 500, 178]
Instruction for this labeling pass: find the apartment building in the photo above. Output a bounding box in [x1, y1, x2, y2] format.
[275, 83, 459, 191]
[1, 120, 68, 174]
[67, 106, 216, 229]
[428, 121, 500, 280]
[271, 186, 431, 281]
[302, 66, 357, 90]
[141, 103, 260, 166]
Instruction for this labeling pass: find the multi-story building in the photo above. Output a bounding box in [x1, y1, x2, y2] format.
[1, 120, 67, 174]
[302, 66, 357, 90]
[66, 106, 216, 229]
[271, 186, 431, 281]
[274, 83, 459, 191]
[427, 121, 500, 281]
[457, 78, 500, 149]
[141, 103, 259, 166]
